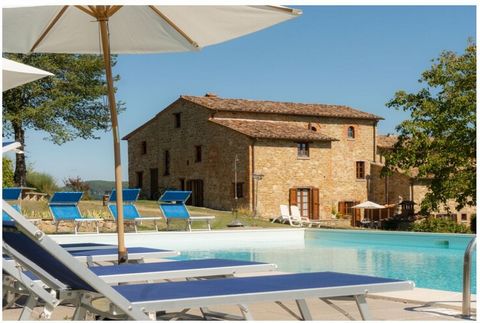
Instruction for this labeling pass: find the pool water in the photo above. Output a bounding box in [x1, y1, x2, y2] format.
[175, 229, 476, 293]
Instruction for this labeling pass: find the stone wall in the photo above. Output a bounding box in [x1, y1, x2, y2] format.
[252, 118, 377, 219]
[126, 98, 379, 219]
[370, 159, 475, 224]
[126, 99, 253, 211]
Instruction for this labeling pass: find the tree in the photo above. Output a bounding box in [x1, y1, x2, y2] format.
[26, 171, 59, 195]
[3, 157, 15, 187]
[64, 176, 91, 199]
[384, 42, 476, 214]
[2, 53, 123, 186]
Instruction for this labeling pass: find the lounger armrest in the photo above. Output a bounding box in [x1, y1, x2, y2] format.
[189, 216, 215, 220]
[134, 217, 163, 221]
[73, 218, 101, 222]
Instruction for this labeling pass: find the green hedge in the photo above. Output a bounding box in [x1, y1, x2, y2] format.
[411, 217, 471, 234]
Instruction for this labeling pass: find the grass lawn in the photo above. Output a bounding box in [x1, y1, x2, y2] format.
[16, 199, 289, 230]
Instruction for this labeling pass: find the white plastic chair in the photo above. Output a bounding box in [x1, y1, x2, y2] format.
[290, 205, 322, 228]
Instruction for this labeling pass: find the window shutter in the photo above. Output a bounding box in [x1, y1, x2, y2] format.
[338, 201, 346, 215]
[354, 201, 361, 219]
[311, 188, 320, 220]
[289, 188, 297, 206]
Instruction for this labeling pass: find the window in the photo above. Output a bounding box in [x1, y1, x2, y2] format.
[150, 168, 159, 199]
[164, 150, 170, 176]
[461, 214, 468, 221]
[233, 182, 244, 198]
[141, 141, 147, 155]
[344, 201, 355, 216]
[173, 112, 181, 128]
[297, 142, 309, 158]
[195, 145, 202, 163]
[347, 126, 355, 139]
[356, 161, 365, 179]
[135, 171, 143, 189]
[179, 178, 185, 191]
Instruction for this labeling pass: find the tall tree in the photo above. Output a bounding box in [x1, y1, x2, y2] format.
[384, 42, 476, 214]
[2, 157, 15, 187]
[2, 53, 123, 186]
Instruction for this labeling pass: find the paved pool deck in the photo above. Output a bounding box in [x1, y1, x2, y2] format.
[4, 229, 475, 320]
[3, 267, 476, 321]
[2, 291, 475, 321]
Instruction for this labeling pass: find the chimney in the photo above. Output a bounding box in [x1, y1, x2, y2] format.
[205, 92, 218, 98]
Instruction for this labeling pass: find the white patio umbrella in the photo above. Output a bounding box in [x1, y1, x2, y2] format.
[3, 5, 301, 262]
[2, 57, 53, 91]
[352, 201, 385, 227]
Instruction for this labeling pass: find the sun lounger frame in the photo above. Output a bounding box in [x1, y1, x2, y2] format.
[108, 188, 163, 232]
[3, 201, 414, 321]
[48, 192, 100, 234]
[158, 190, 215, 231]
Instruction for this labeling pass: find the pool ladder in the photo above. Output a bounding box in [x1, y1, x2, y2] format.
[462, 236, 476, 318]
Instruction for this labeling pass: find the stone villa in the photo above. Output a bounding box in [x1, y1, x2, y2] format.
[123, 94, 474, 225]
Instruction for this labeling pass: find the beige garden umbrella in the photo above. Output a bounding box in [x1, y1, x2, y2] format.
[2, 57, 53, 91]
[3, 5, 301, 262]
[352, 201, 385, 227]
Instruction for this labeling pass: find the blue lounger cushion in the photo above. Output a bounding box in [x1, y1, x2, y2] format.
[50, 192, 83, 204]
[113, 271, 405, 303]
[23, 259, 271, 280]
[109, 189, 140, 203]
[89, 259, 267, 276]
[69, 247, 173, 257]
[3, 204, 21, 221]
[60, 243, 116, 251]
[159, 191, 191, 203]
[159, 204, 190, 220]
[50, 204, 83, 220]
[108, 204, 140, 220]
[3, 187, 22, 200]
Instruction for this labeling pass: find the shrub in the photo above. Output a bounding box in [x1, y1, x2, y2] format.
[411, 217, 471, 234]
[382, 218, 413, 231]
[64, 176, 90, 199]
[26, 171, 59, 195]
[3, 157, 15, 187]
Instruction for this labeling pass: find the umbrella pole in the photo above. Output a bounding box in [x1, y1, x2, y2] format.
[99, 17, 128, 263]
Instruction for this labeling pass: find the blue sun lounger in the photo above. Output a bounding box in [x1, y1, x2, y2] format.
[49, 191, 100, 234]
[2, 187, 22, 221]
[108, 188, 162, 232]
[159, 190, 215, 231]
[2, 201, 414, 321]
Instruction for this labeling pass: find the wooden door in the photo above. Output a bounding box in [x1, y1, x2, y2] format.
[150, 168, 159, 199]
[186, 179, 204, 207]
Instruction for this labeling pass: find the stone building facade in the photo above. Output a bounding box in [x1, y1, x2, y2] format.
[123, 94, 382, 221]
[123, 94, 475, 224]
[369, 135, 475, 224]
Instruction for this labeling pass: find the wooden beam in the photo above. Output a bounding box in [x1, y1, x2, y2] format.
[98, 16, 128, 264]
[148, 5, 199, 48]
[30, 6, 69, 53]
[74, 6, 96, 18]
[88, 5, 99, 17]
[107, 6, 123, 17]
[266, 5, 302, 15]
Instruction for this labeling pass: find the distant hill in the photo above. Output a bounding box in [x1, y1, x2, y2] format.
[85, 180, 129, 200]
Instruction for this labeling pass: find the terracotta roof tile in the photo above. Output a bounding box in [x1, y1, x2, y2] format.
[377, 135, 398, 149]
[182, 95, 383, 120]
[210, 118, 337, 141]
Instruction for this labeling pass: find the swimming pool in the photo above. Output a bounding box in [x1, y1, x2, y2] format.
[174, 229, 476, 294]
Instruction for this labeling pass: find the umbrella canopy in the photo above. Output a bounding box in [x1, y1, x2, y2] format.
[3, 6, 301, 54]
[352, 201, 386, 209]
[2, 57, 53, 91]
[2, 141, 22, 154]
[3, 5, 301, 263]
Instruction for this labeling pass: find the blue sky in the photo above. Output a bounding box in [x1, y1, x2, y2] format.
[5, 5, 476, 184]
